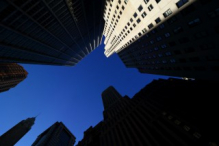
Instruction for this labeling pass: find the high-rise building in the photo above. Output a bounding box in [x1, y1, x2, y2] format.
[0, 117, 35, 146]
[102, 0, 197, 57]
[101, 86, 123, 110]
[0, 0, 105, 66]
[118, 0, 219, 80]
[76, 78, 218, 146]
[0, 63, 27, 93]
[32, 122, 76, 146]
[76, 122, 103, 146]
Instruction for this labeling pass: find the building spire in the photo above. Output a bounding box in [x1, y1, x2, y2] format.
[35, 112, 41, 118]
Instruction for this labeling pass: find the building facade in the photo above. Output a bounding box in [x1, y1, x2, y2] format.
[118, 0, 219, 80]
[77, 78, 218, 146]
[0, 0, 105, 66]
[0, 63, 27, 93]
[102, 0, 197, 57]
[0, 117, 35, 146]
[76, 122, 103, 146]
[32, 122, 76, 146]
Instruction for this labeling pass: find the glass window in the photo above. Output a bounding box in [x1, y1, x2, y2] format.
[183, 125, 190, 131]
[141, 12, 147, 18]
[133, 12, 138, 18]
[188, 18, 201, 27]
[157, 36, 162, 41]
[193, 132, 201, 139]
[122, 5, 125, 10]
[148, 23, 154, 29]
[144, 0, 149, 4]
[130, 18, 133, 22]
[176, 0, 189, 8]
[163, 9, 172, 18]
[137, 18, 141, 23]
[155, 17, 161, 24]
[165, 52, 172, 56]
[155, 0, 161, 3]
[138, 5, 143, 12]
[142, 28, 147, 33]
[159, 24, 165, 29]
[165, 32, 171, 37]
[148, 4, 153, 11]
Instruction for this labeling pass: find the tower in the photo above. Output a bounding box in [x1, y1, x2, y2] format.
[102, 0, 197, 57]
[118, 0, 219, 80]
[0, 117, 35, 146]
[101, 86, 123, 110]
[0, 0, 105, 66]
[77, 78, 219, 146]
[32, 122, 76, 146]
[0, 63, 27, 93]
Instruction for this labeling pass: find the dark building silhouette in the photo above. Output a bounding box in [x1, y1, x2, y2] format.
[77, 122, 103, 146]
[0, 0, 105, 66]
[32, 122, 76, 146]
[0, 63, 27, 93]
[77, 78, 218, 146]
[0, 117, 35, 146]
[101, 86, 123, 110]
[118, 0, 219, 80]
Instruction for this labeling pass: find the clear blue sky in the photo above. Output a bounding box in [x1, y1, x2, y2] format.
[0, 38, 171, 145]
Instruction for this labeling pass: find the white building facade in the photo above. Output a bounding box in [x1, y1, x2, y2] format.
[103, 0, 197, 57]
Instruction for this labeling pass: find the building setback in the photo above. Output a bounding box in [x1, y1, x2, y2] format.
[118, 0, 219, 80]
[76, 121, 103, 146]
[0, 0, 105, 66]
[0, 117, 35, 146]
[32, 122, 76, 146]
[102, 0, 197, 57]
[76, 78, 218, 146]
[0, 63, 27, 93]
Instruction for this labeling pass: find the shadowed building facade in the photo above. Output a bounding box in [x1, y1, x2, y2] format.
[102, 0, 197, 57]
[118, 0, 219, 80]
[77, 79, 218, 146]
[0, 63, 27, 93]
[76, 122, 103, 146]
[0, 0, 105, 66]
[32, 122, 76, 146]
[0, 117, 35, 146]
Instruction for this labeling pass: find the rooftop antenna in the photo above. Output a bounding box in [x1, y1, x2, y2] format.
[35, 112, 41, 118]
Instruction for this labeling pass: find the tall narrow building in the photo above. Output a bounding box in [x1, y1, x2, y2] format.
[32, 122, 76, 146]
[0, 0, 105, 66]
[0, 117, 35, 146]
[101, 86, 123, 110]
[118, 0, 219, 80]
[102, 0, 197, 57]
[0, 63, 27, 93]
[77, 78, 219, 146]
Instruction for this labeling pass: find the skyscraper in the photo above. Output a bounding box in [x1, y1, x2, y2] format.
[0, 63, 27, 93]
[102, 0, 196, 57]
[118, 0, 219, 80]
[0, 117, 35, 146]
[101, 86, 123, 110]
[0, 0, 105, 66]
[32, 122, 76, 146]
[76, 78, 218, 146]
[76, 122, 103, 146]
